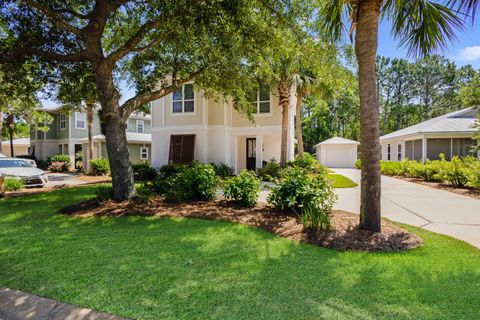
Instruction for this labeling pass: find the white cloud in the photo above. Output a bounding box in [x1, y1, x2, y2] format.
[457, 45, 480, 61]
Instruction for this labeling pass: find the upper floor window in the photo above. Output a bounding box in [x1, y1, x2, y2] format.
[75, 112, 86, 129]
[397, 143, 402, 161]
[136, 120, 144, 133]
[250, 86, 270, 114]
[140, 146, 149, 160]
[59, 114, 66, 130]
[387, 144, 391, 161]
[172, 84, 195, 114]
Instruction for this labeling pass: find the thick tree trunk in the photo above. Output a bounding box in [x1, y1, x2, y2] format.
[355, 0, 382, 232]
[278, 80, 290, 167]
[0, 111, 3, 154]
[94, 70, 135, 201]
[296, 91, 304, 158]
[86, 102, 94, 173]
[7, 114, 14, 157]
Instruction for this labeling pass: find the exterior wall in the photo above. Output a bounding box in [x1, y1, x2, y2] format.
[316, 144, 358, 168]
[127, 116, 151, 133]
[1, 144, 29, 157]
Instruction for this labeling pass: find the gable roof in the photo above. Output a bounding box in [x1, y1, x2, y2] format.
[314, 137, 360, 147]
[380, 107, 478, 141]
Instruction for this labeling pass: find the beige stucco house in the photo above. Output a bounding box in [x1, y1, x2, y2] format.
[151, 83, 296, 172]
[380, 107, 478, 162]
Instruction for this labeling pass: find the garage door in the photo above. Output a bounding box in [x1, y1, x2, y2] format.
[325, 146, 355, 168]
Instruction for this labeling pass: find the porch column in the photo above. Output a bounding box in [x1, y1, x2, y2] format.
[256, 134, 263, 169]
[68, 143, 75, 171]
[422, 136, 427, 163]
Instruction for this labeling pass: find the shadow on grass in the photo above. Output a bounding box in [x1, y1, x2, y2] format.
[0, 187, 479, 319]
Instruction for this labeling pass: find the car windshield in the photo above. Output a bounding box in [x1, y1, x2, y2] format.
[0, 159, 33, 168]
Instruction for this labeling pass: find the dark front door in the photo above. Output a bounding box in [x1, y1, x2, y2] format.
[169, 134, 195, 164]
[246, 138, 256, 171]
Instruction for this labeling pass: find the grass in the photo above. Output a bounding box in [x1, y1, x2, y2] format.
[1, 186, 480, 319]
[328, 173, 358, 188]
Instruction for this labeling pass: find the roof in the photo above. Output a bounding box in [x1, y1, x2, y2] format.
[314, 137, 360, 147]
[80, 132, 151, 144]
[380, 107, 478, 141]
[1, 138, 30, 146]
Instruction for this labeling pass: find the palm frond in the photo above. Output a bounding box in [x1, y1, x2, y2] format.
[446, 0, 479, 22]
[384, 0, 465, 57]
[316, 0, 349, 42]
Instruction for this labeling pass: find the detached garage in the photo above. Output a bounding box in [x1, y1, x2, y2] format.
[315, 137, 359, 168]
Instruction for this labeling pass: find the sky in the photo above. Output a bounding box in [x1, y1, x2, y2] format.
[377, 11, 480, 68]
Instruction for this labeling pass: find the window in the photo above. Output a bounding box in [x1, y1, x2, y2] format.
[140, 147, 149, 160]
[59, 114, 66, 130]
[172, 84, 195, 113]
[75, 112, 86, 129]
[136, 120, 144, 133]
[387, 144, 391, 161]
[397, 143, 402, 161]
[250, 85, 270, 114]
[58, 145, 63, 154]
[125, 120, 129, 130]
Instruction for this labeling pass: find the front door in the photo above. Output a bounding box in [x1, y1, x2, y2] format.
[246, 138, 256, 171]
[169, 135, 195, 164]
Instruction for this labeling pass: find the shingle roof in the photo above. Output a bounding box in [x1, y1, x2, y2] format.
[380, 107, 478, 141]
[314, 137, 360, 147]
[80, 132, 151, 143]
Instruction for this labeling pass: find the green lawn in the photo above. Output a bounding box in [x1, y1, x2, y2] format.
[328, 173, 358, 188]
[1, 187, 480, 320]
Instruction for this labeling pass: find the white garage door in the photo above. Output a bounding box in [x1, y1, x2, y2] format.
[325, 146, 355, 168]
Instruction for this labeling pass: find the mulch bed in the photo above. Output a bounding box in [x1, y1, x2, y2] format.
[61, 197, 422, 252]
[391, 176, 480, 200]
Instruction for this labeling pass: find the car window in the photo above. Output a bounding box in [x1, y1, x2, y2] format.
[0, 159, 33, 168]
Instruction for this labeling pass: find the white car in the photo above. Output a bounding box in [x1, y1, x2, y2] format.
[0, 158, 48, 187]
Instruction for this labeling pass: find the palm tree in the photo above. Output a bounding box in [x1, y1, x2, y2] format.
[291, 70, 316, 158]
[318, 0, 474, 232]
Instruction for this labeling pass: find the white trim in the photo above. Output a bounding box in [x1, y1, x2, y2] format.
[74, 112, 86, 130]
[140, 146, 149, 160]
[171, 83, 196, 115]
[136, 120, 145, 133]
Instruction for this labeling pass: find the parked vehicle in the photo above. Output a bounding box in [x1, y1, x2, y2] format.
[0, 158, 48, 187]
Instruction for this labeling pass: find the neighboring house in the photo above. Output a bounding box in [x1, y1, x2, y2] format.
[30, 106, 152, 169]
[1, 138, 30, 157]
[151, 83, 296, 172]
[314, 137, 359, 168]
[380, 107, 478, 162]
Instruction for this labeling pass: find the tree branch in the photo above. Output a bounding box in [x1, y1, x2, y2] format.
[107, 19, 162, 62]
[0, 47, 87, 64]
[120, 71, 203, 120]
[20, 0, 83, 36]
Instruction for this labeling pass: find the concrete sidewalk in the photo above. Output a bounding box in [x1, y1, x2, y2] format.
[333, 169, 480, 248]
[0, 288, 128, 320]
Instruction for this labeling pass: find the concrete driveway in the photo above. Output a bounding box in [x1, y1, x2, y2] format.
[333, 169, 480, 248]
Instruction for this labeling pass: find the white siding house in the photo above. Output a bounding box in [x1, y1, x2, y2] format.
[315, 137, 359, 168]
[380, 107, 478, 162]
[151, 84, 296, 173]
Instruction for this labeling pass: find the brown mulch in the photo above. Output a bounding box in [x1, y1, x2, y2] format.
[391, 176, 480, 200]
[61, 198, 422, 252]
[75, 175, 112, 184]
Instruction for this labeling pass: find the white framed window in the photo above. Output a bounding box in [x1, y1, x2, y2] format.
[172, 84, 195, 114]
[59, 114, 66, 130]
[397, 143, 402, 161]
[250, 85, 270, 114]
[75, 112, 86, 129]
[387, 144, 391, 161]
[136, 120, 144, 133]
[140, 146, 149, 160]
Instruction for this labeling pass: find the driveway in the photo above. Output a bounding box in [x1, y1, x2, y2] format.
[333, 169, 480, 248]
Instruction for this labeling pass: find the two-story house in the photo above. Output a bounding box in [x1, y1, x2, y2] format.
[151, 83, 296, 172]
[30, 106, 152, 169]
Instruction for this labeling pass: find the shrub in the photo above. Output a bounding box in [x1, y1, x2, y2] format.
[267, 166, 337, 231]
[380, 161, 404, 176]
[158, 163, 186, 179]
[211, 163, 234, 179]
[223, 170, 260, 207]
[47, 154, 70, 172]
[355, 158, 361, 169]
[287, 153, 327, 174]
[89, 158, 110, 176]
[423, 159, 443, 182]
[165, 161, 219, 202]
[406, 160, 425, 178]
[299, 205, 332, 231]
[93, 184, 113, 203]
[4, 177, 24, 191]
[437, 156, 469, 187]
[257, 161, 281, 182]
[133, 182, 156, 204]
[132, 163, 157, 181]
[464, 159, 480, 189]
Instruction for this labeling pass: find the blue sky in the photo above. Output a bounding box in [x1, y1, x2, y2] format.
[377, 11, 480, 68]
